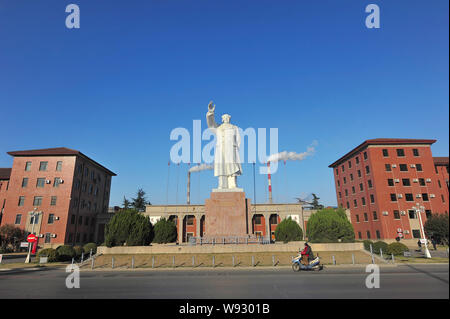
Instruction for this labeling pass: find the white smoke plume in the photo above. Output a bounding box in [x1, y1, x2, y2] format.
[267, 140, 318, 163]
[188, 163, 214, 173]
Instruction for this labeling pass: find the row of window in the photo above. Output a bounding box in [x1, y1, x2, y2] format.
[74, 179, 101, 196]
[67, 232, 94, 244]
[25, 161, 62, 172]
[76, 163, 104, 184]
[69, 214, 94, 226]
[336, 148, 422, 176]
[18, 195, 57, 207]
[358, 230, 382, 240]
[14, 213, 56, 225]
[21, 177, 63, 188]
[382, 148, 420, 158]
[339, 181, 373, 198]
[389, 193, 444, 202]
[72, 198, 99, 212]
[385, 163, 422, 172]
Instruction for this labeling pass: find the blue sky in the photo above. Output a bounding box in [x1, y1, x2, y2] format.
[0, 0, 448, 207]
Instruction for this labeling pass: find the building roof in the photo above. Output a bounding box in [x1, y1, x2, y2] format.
[7, 147, 116, 176]
[0, 168, 11, 180]
[433, 157, 449, 166]
[328, 138, 437, 168]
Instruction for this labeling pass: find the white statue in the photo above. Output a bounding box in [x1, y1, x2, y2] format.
[206, 101, 242, 190]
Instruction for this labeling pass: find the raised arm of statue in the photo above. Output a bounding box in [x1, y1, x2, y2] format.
[206, 101, 218, 129]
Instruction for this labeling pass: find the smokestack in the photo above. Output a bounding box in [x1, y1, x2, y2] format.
[187, 171, 191, 205]
[267, 162, 272, 204]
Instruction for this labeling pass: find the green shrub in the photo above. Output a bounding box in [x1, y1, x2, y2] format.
[105, 209, 153, 247]
[386, 242, 409, 256]
[37, 248, 57, 262]
[73, 246, 83, 258]
[153, 218, 177, 244]
[306, 208, 355, 243]
[372, 241, 389, 254]
[363, 240, 374, 251]
[274, 217, 303, 243]
[55, 245, 76, 261]
[83, 242, 97, 255]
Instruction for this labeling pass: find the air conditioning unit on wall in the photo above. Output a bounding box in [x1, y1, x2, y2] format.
[55, 216, 60, 220]
[397, 194, 403, 198]
[50, 234, 57, 238]
[413, 179, 419, 183]
[404, 230, 410, 234]
[426, 178, 431, 182]
[430, 194, 436, 198]
[382, 211, 388, 216]
[392, 164, 397, 168]
[416, 194, 422, 198]
[410, 164, 416, 168]
[45, 180, 51, 184]
[400, 211, 406, 215]
[38, 234, 44, 238]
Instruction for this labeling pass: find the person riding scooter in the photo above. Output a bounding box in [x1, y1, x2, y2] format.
[300, 242, 314, 265]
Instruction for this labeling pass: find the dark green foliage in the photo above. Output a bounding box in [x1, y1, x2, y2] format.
[122, 196, 131, 210]
[363, 240, 374, 251]
[372, 241, 389, 254]
[306, 207, 355, 243]
[55, 245, 76, 261]
[37, 248, 57, 262]
[131, 188, 151, 211]
[424, 213, 449, 245]
[83, 242, 97, 254]
[386, 242, 409, 255]
[127, 214, 154, 246]
[73, 246, 83, 258]
[274, 217, 303, 243]
[0, 224, 26, 252]
[104, 209, 153, 247]
[153, 218, 177, 244]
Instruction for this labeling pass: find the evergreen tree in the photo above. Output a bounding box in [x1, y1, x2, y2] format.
[104, 209, 153, 247]
[274, 217, 303, 243]
[306, 207, 355, 243]
[424, 213, 449, 245]
[153, 218, 177, 244]
[122, 196, 131, 210]
[131, 188, 151, 211]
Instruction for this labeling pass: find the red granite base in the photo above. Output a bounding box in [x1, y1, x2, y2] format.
[204, 191, 251, 238]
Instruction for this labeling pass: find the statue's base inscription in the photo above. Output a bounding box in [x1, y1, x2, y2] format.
[204, 191, 250, 238]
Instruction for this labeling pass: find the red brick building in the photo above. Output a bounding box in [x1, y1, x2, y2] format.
[0, 148, 115, 248]
[329, 139, 449, 241]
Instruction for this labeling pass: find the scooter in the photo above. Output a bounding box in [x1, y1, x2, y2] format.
[292, 254, 323, 272]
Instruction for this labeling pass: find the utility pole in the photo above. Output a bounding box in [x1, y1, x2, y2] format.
[25, 208, 38, 263]
[413, 203, 431, 259]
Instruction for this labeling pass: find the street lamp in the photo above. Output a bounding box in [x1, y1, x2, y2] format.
[413, 203, 431, 259]
[24, 208, 39, 263]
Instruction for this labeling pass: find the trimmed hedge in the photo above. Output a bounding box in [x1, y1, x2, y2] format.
[274, 217, 303, 243]
[73, 246, 83, 258]
[83, 242, 97, 255]
[386, 242, 409, 256]
[363, 240, 374, 251]
[372, 241, 389, 254]
[37, 248, 57, 262]
[153, 218, 177, 244]
[55, 245, 76, 261]
[306, 208, 355, 243]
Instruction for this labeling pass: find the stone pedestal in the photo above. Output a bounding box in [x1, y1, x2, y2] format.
[204, 191, 250, 239]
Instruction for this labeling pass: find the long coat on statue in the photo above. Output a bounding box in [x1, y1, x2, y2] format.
[206, 111, 243, 177]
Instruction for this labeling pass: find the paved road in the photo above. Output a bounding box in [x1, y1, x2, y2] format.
[0, 264, 447, 299]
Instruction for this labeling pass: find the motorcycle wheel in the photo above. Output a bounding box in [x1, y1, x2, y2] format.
[292, 263, 300, 272]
